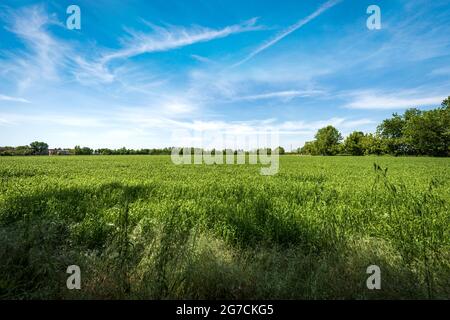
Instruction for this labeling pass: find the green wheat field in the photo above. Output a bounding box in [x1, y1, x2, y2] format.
[0, 155, 449, 299]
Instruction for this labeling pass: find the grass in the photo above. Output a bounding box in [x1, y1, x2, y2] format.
[0, 155, 449, 299]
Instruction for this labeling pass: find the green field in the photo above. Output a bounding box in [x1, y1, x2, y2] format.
[0, 155, 449, 299]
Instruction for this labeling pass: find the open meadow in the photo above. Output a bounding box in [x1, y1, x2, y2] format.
[0, 155, 449, 299]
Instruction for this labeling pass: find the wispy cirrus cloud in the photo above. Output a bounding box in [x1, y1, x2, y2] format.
[101, 18, 263, 63]
[233, 0, 342, 67]
[1, 5, 263, 89]
[344, 90, 446, 110]
[0, 94, 30, 103]
[0, 5, 68, 91]
[1, 1, 449, 150]
[233, 90, 325, 102]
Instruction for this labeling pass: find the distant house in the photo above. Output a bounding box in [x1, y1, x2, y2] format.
[48, 148, 70, 156]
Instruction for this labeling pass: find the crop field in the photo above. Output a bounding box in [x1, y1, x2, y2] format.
[0, 155, 449, 299]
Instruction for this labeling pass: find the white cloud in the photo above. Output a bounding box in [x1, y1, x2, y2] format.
[0, 94, 30, 103]
[2, 5, 68, 90]
[191, 54, 214, 64]
[345, 91, 445, 109]
[1, 5, 263, 91]
[101, 18, 263, 63]
[233, 90, 324, 102]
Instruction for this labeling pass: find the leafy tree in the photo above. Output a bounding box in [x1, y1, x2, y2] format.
[30, 141, 49, 155]
[314, 126, 343, 155]
[0, 147, 15, 156]
[403, 105, 450, 156]
[442, 96, 450, 109]
[274, 146, 285, 155]
[15, 145, 33, 156]
[344, 131, 365, 155]
[82, 147, 93, 155]
[74, 145, 93, 155]
[376, 109, 422, 155]
[377, 113, 405, 139]
[257, 148, 271, 155]
[361, 133, 384, 155]
[299, 141, 318, 155]
[96, 148, 113, 155]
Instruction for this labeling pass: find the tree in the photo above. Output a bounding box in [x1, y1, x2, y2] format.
[344, 131, 365, 155]
[377, 113, 405, 139]
[314, 125, 343, 155]
[361, 133, 384, 155]
[376, 103, 449, 157]
[74, 145, 93, 155]
[15, 145, 33, 156]
[403, 105, 450, 156]
[30, 141, 49, 155]
[376, 109, 422, 155]
[96, 148, 113, 155]
[274, 146, 285, 155]
[0, 146, 15, 156]
[442, 96, 450, 109]
[257, 148, 271, 155]
[299, 141, 318, 155]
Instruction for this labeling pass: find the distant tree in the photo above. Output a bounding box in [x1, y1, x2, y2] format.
[0, 146, 15, 156]
[256, 148, 271, 155]
[377, 113, 405, 139]
[299, 141, 318, 155]
[403, 105, 450, 156]
[30, 141, 49, 155]
[314, 126, 343, 155]
[82, 147, 93, 155]
[74, 145, 93, 155]
[96, 148, 113, 155]
[14, 145, 33, 156]
[361, 133, 384, 155]
[74, 145, 81, 155]
[274, 146, 285, 155]
[344, 131, 365, 155]
[377, 114, 405, 155]
[376, 103, 449, 156]
[442, 96, 450, 109]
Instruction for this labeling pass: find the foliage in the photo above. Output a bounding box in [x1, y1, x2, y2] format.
[74, 146, 93, 155]
[0, 155, 448, 299]
[314, 125, 343, 155]
[30, 141, 49, 155]
[274, 146, 285, 155]
[344, 131, 365, 156]
[403, 106, 450, 156]
[300, 97, 449, 157]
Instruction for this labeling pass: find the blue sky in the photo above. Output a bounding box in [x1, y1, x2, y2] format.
[0, 0, 449, 149]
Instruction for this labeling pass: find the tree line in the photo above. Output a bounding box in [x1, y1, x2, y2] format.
[0, 144, 176, 156]
[0, 145, 287, 156]
[0, 141, 50, 156]
[300, 97, 450, 157]
[1, 97, 448, 157]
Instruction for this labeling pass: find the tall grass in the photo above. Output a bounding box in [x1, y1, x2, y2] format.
[0, 155, 448, 299]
